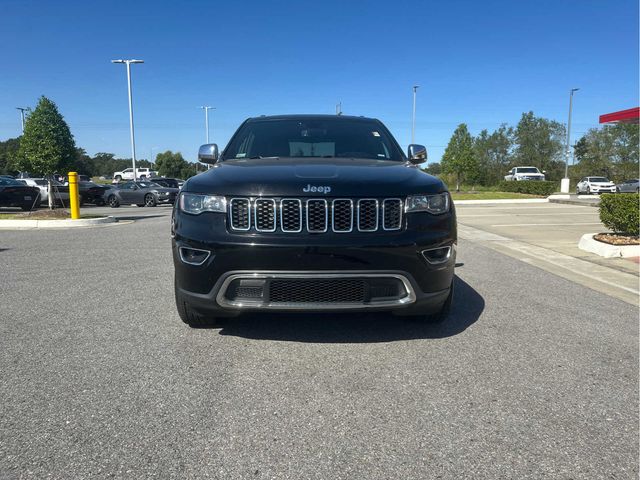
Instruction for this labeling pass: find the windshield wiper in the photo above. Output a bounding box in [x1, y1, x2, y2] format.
[248, 156, 280, 159]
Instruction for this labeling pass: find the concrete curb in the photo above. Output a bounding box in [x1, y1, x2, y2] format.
[0, 216, 117, 229]
[453, 198, 548, 205]
[578, 233, 640, 258]
[549, 198, 600, 207]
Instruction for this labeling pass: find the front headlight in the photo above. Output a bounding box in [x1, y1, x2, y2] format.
[406, 193, 450, 215]
[179, 193, 226, 215]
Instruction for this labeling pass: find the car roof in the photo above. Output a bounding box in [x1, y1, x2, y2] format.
[244, 114, 380, 123]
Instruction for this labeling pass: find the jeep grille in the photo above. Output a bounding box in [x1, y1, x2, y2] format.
[228, 197, 403, 233]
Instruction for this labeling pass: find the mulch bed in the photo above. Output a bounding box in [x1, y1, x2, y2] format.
[593, 233, 640, 246]
[15, 209, 71, 220]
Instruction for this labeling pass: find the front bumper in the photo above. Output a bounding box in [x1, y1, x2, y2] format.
[172, 208, 456, 315]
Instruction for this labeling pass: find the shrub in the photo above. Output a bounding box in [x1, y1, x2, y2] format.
[497, 181, 557, 196]
[599, 194, 639, 236]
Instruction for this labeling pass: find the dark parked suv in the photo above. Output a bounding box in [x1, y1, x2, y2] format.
[172, 115, 456, 327]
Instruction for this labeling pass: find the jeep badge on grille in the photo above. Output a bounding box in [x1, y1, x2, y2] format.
[303, 184, 332, 194]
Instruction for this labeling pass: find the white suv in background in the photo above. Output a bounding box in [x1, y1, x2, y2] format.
[113, 168, 158, 181]
[576, 177, 616, 195]
[504, 166, 546, 181]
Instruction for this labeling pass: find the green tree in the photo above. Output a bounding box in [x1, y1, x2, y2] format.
[155, 150, 189, 178]
[179, 162, 199, 179]
[473, 124, 513, 186]
[513, 111, 565, 180]
[573, 124, 639, 182]
[0, 137, 21, 175]
[441, 123, 478, 191]
[15, 96, 76, 177]
[73, 148, 94, 176]
[14, 96, 76, 208]
[422, 162, 442, 176]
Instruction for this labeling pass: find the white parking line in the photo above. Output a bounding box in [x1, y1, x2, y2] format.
[458, 213, 597, 217]
[490, 222, 602, 227]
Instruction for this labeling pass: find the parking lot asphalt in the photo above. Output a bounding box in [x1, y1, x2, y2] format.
[0, 207, 638, 479]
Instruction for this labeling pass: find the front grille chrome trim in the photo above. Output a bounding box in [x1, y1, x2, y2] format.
[331, 198, 353, 233]
[254, 198, 277, 233]
[229, 198, 251, 231]
[279, 198, 303, 233]
[306, 199, 328, 233]
[216, 272, 416, 309]
[228, 197, 407, 233]
[357, 198, 379, 232]
[382, 198, 403, 231]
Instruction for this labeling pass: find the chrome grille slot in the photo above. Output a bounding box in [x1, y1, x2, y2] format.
[229, 198, 250, 230]
[332, 199, 353, 232]
[280, 199, 302, 232]
[306, 199, 328, 232]
[382, 198, 402, 230]
[357, 199, 378, 232]
[254, 199, 276, 232]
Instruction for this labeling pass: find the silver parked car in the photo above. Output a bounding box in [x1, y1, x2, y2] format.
[616, 178, 639, 193]
[106, 181, 178, 208]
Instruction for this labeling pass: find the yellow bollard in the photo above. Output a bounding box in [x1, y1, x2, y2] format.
[68, 171, 80, 219]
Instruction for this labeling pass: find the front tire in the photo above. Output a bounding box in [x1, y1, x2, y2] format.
[175, 283, 219, 328]
[108, 195, 120, 208]
[144, 194, 157, 207]
[115, 175, 122, 182]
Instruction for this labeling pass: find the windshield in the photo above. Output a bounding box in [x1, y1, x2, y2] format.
[223, 118, 404, 161]
[589, 177, 610, 182]
[136, 182, 161, 188]
[517, 167, 540, 173]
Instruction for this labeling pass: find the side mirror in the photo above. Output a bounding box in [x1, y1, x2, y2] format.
[407, 144, 427, 164]
[198, 144, 219, 164]
[542, 170, 547, 174]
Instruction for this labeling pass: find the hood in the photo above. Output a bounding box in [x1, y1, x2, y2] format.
[184, 158, 446, 197]
[590, 181, 614, 186]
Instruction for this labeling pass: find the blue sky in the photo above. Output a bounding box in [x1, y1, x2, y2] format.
[1, 0, 638, 164]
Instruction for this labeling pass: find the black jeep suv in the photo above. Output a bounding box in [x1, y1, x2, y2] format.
[172, 115, 456, 327]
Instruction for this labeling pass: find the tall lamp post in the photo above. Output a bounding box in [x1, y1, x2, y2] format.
[199, 106, 215, 143]
[562, 88, 579, 193]
[111, 59, 144, 180]
[16, 107, 29, 133]
[411, 85, 420, 144]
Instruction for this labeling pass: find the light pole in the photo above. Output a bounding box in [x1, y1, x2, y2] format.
[111, 59, 144, 180]
[562, 88, 579, 193]
[411, 85, 420, 144]
[16, 107, 29, 133]
[199, 106, 215, 143]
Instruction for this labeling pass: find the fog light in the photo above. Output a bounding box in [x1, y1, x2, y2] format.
[179, 247, 211, 266]
[421, 246, 452, 265]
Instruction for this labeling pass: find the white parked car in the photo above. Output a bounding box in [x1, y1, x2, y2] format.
[17, 178, 70, 205]
[576, 177, 617, 195]
[113, 167, 158, 182]
[504, 166, 546, 181]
